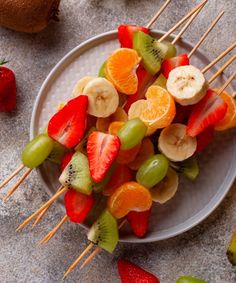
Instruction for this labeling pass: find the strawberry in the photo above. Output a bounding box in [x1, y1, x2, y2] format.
[124, 65, 155, 112]
[0, 60, 16, 112]
[118, 259, 160, 283]
[48, 95, 88, 149]
[61, 152, 74, 172]
[162, 53, 190, 79]
[196, 126, 214, 153]
[174, 104, 193, 124]
[87, 132, 120, 183]
[64, 189, 94, 223]
[118, 25, 149, 49]
[187, 89, 228, 137]
[127, 209, 151, 238]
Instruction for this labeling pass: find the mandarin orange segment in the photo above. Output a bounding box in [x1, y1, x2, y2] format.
[128, 85, 176, 134]
[128, 138, 154, 170]
[108, 121, 125, 135]
[108, 181, 152, 219]
[214, 89, 236, 131]
[106, 48, 140, 95]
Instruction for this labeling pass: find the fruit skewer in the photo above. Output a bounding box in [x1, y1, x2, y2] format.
[63, 70, 236, 277]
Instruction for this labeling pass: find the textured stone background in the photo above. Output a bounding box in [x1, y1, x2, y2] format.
[0, 0, 236, 282]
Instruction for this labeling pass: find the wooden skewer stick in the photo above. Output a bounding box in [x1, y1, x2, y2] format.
[3, 168, 32, 202]
[80, 247, 102, 270]
[188, 11, 224, 58]
[158, 0, 208, 42]
[31, 186, 65, 229]
[0, 164, 25, 190]
[208, 55, 236, 84]
[16, 186, 67, 231]
[202, 42, 236, 74]
[216, 71, 236, 95]
[63, 242, 94, 279]
[39, 215, 69, 244]
[146, 0, 172, 29]
[171, 3, 206, 45]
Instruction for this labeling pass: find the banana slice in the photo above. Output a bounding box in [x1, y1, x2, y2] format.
[72, 76, 95, 97]
[83, 77, 119, 118]
[158, 123, 197, 162]
[150, 167, 179, 204]
[167, 65, 208, 105]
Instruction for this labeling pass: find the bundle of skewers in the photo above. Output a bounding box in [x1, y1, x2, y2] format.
[0, 0, 235, 279]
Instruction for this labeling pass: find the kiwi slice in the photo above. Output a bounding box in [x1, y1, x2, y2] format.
[48, 141, 68, 164]
[59, 152, 92, 195]
[162, 41, 177, 59]
[98, 61, 107, 78]
[133, 31, 168, 75]
[87, 210, 118, 253]
[174, 157, 199, 180]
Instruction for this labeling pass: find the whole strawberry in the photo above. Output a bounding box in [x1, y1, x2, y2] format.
[0, 60, 16, 112]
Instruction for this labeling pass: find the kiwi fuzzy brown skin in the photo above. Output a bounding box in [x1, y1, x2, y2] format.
[0, 0, 60, 33]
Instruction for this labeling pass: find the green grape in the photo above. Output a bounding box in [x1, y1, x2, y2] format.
[176, 276, 207, 283]
[176, 157, 199, 180]
[136, 154, 169, 188]
[153, 73, 167, 89]
[98, 61, 107, 78]
[117, 118, 147, 150]
[21, 134, 54, 168]
[163, 41, 177, 59]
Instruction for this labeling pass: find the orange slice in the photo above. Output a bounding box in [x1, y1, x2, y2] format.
[128, 138, 154, 170]
[214, 89, 236, 131]
[108, 121, 125, 135]
[108, 181, 152, 219]
[106, 48, 140, 95]
[128, 85, 176, 135]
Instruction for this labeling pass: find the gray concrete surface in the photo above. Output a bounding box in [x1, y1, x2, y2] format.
[0, 0, 236, 282]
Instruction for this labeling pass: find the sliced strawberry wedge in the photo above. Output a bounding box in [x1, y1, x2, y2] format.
[61, 152, 74, 172]
[64, 189, 95, 223]
[87, 132, 120, 183]
[48, 95, 88, 149]
[162, 53, 190, 79]
[118, 25, 149, 48]
[196, 126, 215, 153]
[118, 259, 160, 283]
[127, 209, 151, 238]
[124, 65, 155, 112]
[187, 89, 228, 137]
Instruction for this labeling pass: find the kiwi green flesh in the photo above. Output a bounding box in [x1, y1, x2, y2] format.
[162, 41, 177, 59]
[98, 61, 107, 78]
[177, 157, 199, 180]
[87, 210, 119, 253]
[48, 141, 68, 164]
[133, 31, 168, 75]
[59, 152, 92, 195]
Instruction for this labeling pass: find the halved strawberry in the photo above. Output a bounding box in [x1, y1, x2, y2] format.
[174, 104, 193, 124]
[126, 209, 151, 238]
[61, 152, 74, 172]
[162, 53, 190, 79]
[87, 132, 120, 183]
[196, 126, 214, 153]
[118, 25, 149, 49]
[124, 65, 155, 112]
[187, 89, 228, 137]
[64, 189, 94, 223]
[48, 95, 88, 149]
[118, 259, 160, 283]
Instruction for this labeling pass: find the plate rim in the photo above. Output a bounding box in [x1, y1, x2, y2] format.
[30, 29, 236, 243]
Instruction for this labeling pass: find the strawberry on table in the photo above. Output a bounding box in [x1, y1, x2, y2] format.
[162, 53, 190, 79]
[187, 89, 228, 137]
[118, 259, 160, 283]
[127, 209, 151, 238]
[48, 95, 88, 149]
[87, 131, 120, 183]
[0, 59, 16, 112]
[118, 25, 149, 49]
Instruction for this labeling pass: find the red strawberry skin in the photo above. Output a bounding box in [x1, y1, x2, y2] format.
[162, 53, 190, 79]
[118, 25, 149, 48]
[196, 126, 214, 153]
[48, 95, 88, 149]
[64, 189, 94, 223]
[0, 66, 16, 112]
[87, 132, 120, 183]
[61, 152, 74, 172]
[127, 209, 151, 238]
[187, 89, 228, 137]
[118, 259, 160, 283]
[174, 104, 193, 124]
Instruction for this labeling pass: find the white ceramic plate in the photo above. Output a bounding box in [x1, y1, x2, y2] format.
[30, 30, 236, 243]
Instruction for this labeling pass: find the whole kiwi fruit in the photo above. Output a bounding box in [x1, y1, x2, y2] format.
[0, 0, 60, 33]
